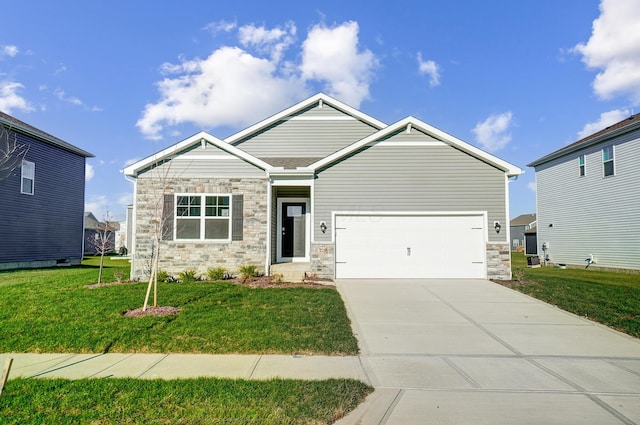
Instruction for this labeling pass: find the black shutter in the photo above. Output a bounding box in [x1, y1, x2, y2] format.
[232, 194, 243, 241]
[162, 194, 174, 240]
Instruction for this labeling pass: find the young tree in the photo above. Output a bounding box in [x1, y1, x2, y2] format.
[89, 210, 116, 284]
[0, 125, 28, 181]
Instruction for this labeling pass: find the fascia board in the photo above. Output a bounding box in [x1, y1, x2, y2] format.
[123, 131, 272, 176]
[224, 93, 387, 145]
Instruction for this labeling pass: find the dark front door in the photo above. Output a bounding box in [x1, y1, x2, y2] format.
[281, 202, 306, 258]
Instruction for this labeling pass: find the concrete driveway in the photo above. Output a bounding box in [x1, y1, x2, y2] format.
[336, 279, 640, 425]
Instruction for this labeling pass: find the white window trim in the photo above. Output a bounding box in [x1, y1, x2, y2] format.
[578, 154, 585, 177]
[602, 145, 615, 177]
[21, 160, 35, 195]
[174, 193, 232, 242]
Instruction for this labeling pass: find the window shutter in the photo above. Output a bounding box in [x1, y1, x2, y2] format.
[232, 194, 243, 241]
[162, 194, 174, 240]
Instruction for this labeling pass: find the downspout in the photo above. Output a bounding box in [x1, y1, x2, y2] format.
[124, 174, 137, 280]
[265, 177, 272, 276]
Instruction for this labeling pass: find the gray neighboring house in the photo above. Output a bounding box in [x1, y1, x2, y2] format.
[509, 213, 536, 251]
[124, 93, 522, 281]
[0, 111, 93, 270]
[529, 113, 640, 270]
[83, 212, 118, 255]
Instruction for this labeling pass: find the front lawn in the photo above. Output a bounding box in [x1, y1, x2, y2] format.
[504, 253, 640, 338]
[0, 258, 358, 354]
[0, 377, 372, 425]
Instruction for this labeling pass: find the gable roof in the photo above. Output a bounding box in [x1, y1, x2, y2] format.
[123, 131, 273, 177]
[510, 213, 536, 226]
[528, 113, 640, 167]
[224, 93, 387, 145]
[0, 111, 94, 158]
[309, 116, 523, 177]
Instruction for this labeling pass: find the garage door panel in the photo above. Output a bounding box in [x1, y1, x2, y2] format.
[335, 214, 486, 279]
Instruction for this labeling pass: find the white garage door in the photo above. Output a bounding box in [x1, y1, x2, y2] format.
[335, 214, 486, 279]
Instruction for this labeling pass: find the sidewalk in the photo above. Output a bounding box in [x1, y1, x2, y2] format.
[1, 352, 369, 382]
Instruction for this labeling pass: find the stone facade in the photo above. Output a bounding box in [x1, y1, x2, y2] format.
[132, 177, 268, 280]
[310, 242, 335, 279]
[486, 242, 511, 280]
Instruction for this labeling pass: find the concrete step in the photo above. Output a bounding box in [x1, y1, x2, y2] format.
[270, 262, 312, 282]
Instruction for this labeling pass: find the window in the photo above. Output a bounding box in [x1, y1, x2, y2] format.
[578, 154, 585, 177]
[21, 160, 35, 195]
[175, 194, 231, 240]
[602, 146, 614, 177]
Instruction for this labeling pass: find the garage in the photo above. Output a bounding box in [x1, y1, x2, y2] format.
[334, 214, 486, 279]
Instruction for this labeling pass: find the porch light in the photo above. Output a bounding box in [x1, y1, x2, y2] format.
[494, 221, 501, 234]
[320, 221, 327, 233]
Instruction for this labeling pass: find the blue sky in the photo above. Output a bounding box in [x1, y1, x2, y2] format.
[2, 0, 639, 221]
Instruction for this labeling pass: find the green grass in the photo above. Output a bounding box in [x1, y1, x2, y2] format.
[0, 377, 372, 424]
[0, 257, 358, 354]
[506, 252, 640, 337]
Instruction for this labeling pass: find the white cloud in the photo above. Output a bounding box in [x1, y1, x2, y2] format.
[85, 194, 109, 219]
[577, 108, 631, 139]
[203, 19, 237, 35]
[300, 21, 377, 107]
[85, 163, 94, 181]
[573, 0, 640, 103]
[472, 111, 513, 152]
[527, 181, 536, 192]
[0, 81, 34, 113]
[238, 21, 296, 62]
[137, 46, 307, 140]
[137, 20, 378, 140]
[1, 45, 18, 58]
[417, 52, 440, 87]
[54, 88, 82, 106]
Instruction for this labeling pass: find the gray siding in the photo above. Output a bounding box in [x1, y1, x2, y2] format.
[535, 128, 640, 270]
[314, 129, 507, 242]
[140, 141, 265, 179]
[0, 131, 86, 266]
[233, 104, 380, 158]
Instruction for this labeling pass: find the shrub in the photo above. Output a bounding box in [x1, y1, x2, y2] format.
[156, 270, 174, 283]
[238, 264, 259, 282]
[178, 269, 200, 283]
[207, 267, 228, 281]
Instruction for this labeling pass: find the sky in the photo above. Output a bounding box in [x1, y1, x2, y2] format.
[2, 0, 639, 221]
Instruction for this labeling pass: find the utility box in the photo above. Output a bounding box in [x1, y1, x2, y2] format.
[527, 255, 541, 268]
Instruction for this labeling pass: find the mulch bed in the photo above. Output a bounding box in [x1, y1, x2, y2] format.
[123, 306, 181, 317]
[231, 276, 334, 289]
[86, 280, 138, 289]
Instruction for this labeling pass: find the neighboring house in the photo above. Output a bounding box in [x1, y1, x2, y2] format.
[509, 213, 536, 251]
[0, 111, 93, 270]
[124, 94, 522, 280]
[528, 113, 640, 270]
[83, 212, 118, 255]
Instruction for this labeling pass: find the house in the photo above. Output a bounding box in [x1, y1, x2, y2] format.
[509, 213, 536, 251]
[0, 111, 93, 270]
[83, 212, 118, 255]
[528, 113, 640, 270]
[124, 94, 522, 281]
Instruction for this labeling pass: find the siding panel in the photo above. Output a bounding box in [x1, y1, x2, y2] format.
[234, 105, 379, 158]
[314, 138, 506, 242]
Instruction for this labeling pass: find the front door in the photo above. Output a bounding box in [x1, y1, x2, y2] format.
[281, 202, 306, 258]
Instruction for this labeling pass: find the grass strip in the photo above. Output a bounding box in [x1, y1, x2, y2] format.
[0, 377, 372, 425]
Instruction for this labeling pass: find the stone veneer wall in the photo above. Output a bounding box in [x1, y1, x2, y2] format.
[133, 177, 268, 280]
[310, 243, 335, 279]
[486, 242, 511, 280]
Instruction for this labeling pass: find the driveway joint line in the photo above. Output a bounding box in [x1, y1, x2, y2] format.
[608, 359, 640, 378]
[585, 393, 637, 425]
[30, 353, 106, 378]
[378, 389, 403, 425]
[246, 355, 262, 380]
[442, 357, 481, 389]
